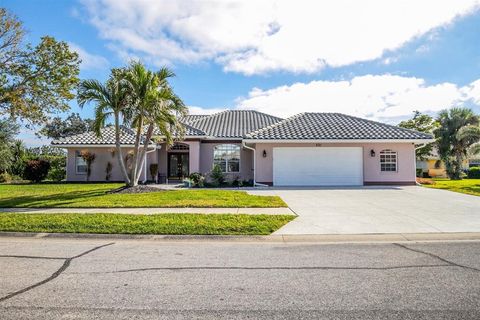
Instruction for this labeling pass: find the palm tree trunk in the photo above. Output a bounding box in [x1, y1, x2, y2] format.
[135, 124, 154, 185]
[130, 117, 143, 187]
[453, 152, 464, 180]
[114, 112, 130, 185]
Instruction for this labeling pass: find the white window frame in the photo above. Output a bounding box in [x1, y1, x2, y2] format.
[75, 151, 87, 175]
[213, 144, 241, 173]
[379, 149, 397, 172]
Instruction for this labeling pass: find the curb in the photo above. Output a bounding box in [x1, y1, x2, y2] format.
[1, 231, 480, 243]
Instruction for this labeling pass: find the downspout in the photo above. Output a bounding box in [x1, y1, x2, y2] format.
[242, 142, 269, 187]
[142, 146, 157, 184]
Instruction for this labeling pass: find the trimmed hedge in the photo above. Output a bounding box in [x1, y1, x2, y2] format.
[467, 167, 480, 179]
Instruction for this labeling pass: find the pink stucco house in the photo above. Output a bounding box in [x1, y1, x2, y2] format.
[52, 110, 433, 186]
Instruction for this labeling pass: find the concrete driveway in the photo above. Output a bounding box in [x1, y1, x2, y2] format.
[249, 186, 480, 235]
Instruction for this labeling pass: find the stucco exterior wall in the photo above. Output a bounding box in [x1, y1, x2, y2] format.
[65, 142, 415, 184]
[66, 147, 129, 182]
[199, 142, 253, 181]
[252, 142, 416, 185]
[66, 147, 157, 182]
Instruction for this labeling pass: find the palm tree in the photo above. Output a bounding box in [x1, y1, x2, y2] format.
[434, 108, 480, 179]
[458, 124, 480, 158]
[77, 73, 131, 185]
[124, 61, 187, 186]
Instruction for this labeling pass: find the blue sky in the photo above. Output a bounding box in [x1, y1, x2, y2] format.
[4, 0, 480, 145]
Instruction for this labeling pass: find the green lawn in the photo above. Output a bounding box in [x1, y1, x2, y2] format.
[0, 183, 286, 208]
[423, 178, 480, 196]
[0, 213, 294, 235]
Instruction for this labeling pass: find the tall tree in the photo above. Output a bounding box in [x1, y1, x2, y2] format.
[434, 108, 480, 179]
[398, 111, 437, 160]
[124, 62, 187, 187]
[0, 119, 19, 172]
[38, 113, 95, 139]
[77, 73, 132, 185]
[0, 8, 80, 126]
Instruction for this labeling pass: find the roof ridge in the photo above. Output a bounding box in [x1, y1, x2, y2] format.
[245, 112, 306, 137]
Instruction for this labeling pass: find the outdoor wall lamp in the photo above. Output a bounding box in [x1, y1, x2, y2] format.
[262, 150, 267, 158]
[370, 149, 376, 157]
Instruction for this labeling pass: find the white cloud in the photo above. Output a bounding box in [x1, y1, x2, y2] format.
[80, 0, 480, 74]
[188, 106, 225, 115]
[68, 42, 109, 70]
[235, 74, 480, 122]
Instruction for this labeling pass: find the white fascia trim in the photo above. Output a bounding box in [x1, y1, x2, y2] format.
[242, 139, 435, 144]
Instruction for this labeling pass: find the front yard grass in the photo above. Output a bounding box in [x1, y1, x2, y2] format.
[422, 178, 480, 197]
[0, 183, 286, 208]
[0, 213, 294, 235]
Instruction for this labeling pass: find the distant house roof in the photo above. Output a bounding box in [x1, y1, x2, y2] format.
[187, 110, 283, 138]
[51, 126, 154, 146]
[245, 113, 434, 141]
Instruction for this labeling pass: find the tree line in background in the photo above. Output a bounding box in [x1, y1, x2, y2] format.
[398, 108, 480, 180]
[0, 7, 187, 187]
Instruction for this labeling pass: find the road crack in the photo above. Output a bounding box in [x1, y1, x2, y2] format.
[74, 263, 453, 275]
[0, 242, 115, 303]
[393, 243, 480, 272]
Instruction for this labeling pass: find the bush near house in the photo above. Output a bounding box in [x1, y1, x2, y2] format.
[209, 164, 225, 186]
[189, 172, 205, 187]
[23, 160, 51, 182]
[468, 167, 480, 179]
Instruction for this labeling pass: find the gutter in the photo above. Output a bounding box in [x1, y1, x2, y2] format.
[242, 142, 269, 187]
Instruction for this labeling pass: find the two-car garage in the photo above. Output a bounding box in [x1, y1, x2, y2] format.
[272, 147, 364, 186]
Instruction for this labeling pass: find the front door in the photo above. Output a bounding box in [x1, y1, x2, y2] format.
[168, 153, 189, 179]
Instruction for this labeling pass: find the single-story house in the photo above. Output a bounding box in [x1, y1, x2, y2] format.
[52, 110, 434, 186]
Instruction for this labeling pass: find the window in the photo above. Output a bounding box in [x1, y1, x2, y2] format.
[75, 151, 87, 174]
[213, 144, 240, 173]
[380, 149, 397, 172]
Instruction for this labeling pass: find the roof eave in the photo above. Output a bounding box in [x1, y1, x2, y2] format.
[242, 138, 436, 144]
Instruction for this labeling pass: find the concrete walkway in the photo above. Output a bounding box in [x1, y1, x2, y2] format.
[0, 207, 295, 215]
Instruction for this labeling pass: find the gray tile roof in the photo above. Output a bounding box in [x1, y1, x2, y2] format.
[151, 122, 206, 137]
[52, 126, 154, 146]
[180, 114, 209, 124]
[245, 113, 434, 140]
[187, 110, 283, 138]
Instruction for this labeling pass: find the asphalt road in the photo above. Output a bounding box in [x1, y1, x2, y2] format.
[0, 237, 479, 319]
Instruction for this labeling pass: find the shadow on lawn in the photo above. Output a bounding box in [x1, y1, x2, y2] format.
[0, 189, 109, 208]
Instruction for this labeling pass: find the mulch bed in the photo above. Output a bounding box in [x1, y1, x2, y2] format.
[107, 185, 164, 194]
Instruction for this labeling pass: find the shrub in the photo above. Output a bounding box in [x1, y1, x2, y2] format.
[45, 155, 66, 181]
[209, 164, 225, 186]
[231, 176, 241, 187]
[23, 159, 50, 182]
[47, 167, 66, 181]
[149, 163, 158, 182]
[468, 167, 480, 179]
[0, 172, 12, 183]
[189, 172, 205, 187]
[416, 168, 422, 177]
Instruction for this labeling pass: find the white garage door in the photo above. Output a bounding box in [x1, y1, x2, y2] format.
[273, 147, 363, 186]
